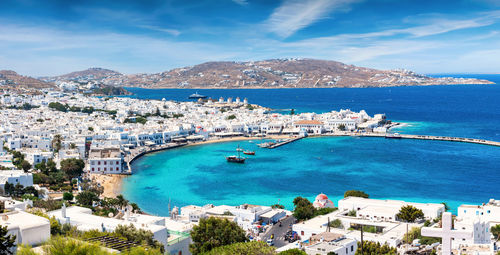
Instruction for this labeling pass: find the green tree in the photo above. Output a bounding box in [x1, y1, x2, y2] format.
[190, 217, 248, 254]
[397, 205, 424, 222]
[338, 124, 346, 131]
[0, 225, 16, 255]
[491, 224, 500, 241]
[21, 160, 31, 172]
[113, 224, 164, 252]
[63, 192, 74, 201]
[344, 190, 369, 198]
[278, 249, 307, 255]
[355, 241, 397, 255]
[35, 161, 48, 174]
[292, 196, 315, 221]
[441, 202, 450, 212]
[76, 191, 99, 208]
[271, 204, 285, 209]
[60, 158, 85, 179]
[226, 114, 236, 120]
[47, 159, 58, 172]
[52, 134, 63, 152]
[329, 219, 343, 229]
[202, 241, 275, 255]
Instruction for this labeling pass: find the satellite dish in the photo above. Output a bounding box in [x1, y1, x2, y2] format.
[126, 205, 133, 212]
[108, 212, 114, 218]
[2, 215, 8, 221]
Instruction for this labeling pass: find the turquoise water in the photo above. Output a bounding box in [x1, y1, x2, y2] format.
[122, 75, 500, 215]
[123, 137, 500, 215]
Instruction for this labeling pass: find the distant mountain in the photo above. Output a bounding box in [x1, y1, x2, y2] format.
[40, 67, 122, 83]
[6, 59, 495, 91]
[58, 59, 491, 89]
[0, 70, 55, 90]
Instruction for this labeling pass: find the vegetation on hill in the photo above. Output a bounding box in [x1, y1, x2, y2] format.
[190, 217, 248, 254]
[201, 241, 275, 255]
[355, 241, 397, 255]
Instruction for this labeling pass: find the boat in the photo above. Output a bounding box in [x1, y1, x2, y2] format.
[243, 150, 255, 155]
[188, 92, 207, 99]
[385, 133, 402, 139]
[226, 145, 246, 163]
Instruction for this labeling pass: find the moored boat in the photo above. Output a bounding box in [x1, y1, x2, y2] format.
[243, 150, 255, 155]
[188, 92, 207, 99]
[226, 145, 246, 163]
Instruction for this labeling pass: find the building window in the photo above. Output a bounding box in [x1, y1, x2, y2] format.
[104, 161, 107, 165]
[116, 167, 119, 171]
[98, 161, 101, 165]
[104, 167, 107, 171]
[301, 231, 304, 236]
[116, 161, 119, 165]
[92, 168, 94, 171]
[351, 245, 354, 251]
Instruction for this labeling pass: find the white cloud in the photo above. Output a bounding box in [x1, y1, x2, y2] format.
[264, 0, 361, 38]
[137, 25, 181, 36]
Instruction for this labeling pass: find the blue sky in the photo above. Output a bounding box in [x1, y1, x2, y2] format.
[0, 0, 499, 76]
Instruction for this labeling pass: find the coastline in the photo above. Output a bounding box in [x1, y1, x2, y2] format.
[124, 82, 496, 90]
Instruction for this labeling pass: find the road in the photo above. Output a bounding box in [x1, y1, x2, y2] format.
[261, 215, 296, 248]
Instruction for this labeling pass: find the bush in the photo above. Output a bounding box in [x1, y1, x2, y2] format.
[202, 241, 275, 255]
[344, 190, 369, 198]
[328, 219, 343, 229]
[63, 192, 74, 201]
[278, 249, 307, 255]
[190, 217, 248, 254]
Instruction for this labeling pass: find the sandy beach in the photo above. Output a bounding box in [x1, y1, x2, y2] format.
[91, 174, 126, 198]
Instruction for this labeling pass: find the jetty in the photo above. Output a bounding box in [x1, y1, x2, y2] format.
[323, 132, 500, 147]
[267, 136, 304, 149]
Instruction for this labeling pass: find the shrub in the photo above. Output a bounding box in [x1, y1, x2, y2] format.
[344, 190, 369, 198]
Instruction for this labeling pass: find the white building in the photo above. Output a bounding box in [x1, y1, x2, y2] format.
[87, 147, 123, 174]
[0, 210, 50, 253]
[303, 232, 357, 255]
[338, 197, 445, 222]
[0, 170, 33, 191]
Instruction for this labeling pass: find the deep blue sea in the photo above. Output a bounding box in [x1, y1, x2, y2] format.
[122, 74, 500, 215]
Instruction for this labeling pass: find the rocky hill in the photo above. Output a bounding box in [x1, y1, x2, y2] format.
[3, 59, 495, 91]
[40, 67, 122, 83]
[0, 70, 55, 91]
[60, 59, 491, 89]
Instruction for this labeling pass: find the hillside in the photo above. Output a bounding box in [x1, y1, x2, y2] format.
[0, 70, 55, 90]
[59, 59, 491, 89]
[40, 68, 122, 83]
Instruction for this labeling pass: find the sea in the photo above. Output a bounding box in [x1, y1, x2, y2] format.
[122, 74, 500, 215]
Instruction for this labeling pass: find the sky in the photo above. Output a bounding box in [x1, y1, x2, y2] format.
[0, 0, 499, 76]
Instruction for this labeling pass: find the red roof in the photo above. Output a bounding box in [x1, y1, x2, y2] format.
[316, 193, 328, 200]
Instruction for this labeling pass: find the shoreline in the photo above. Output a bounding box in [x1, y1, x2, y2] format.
[124, 82, 496, 91]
